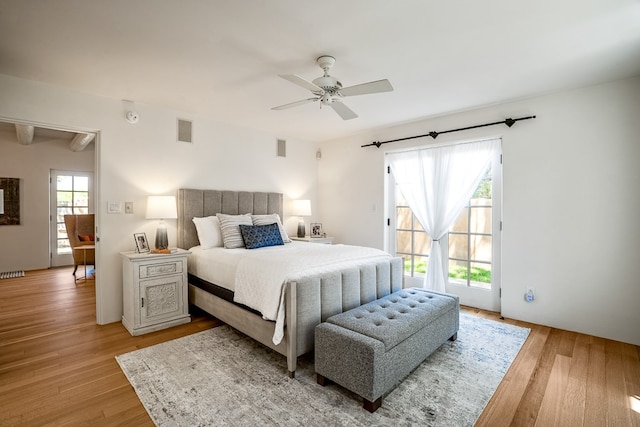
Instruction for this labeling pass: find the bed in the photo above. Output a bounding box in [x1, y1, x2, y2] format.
[177, 188, 404, 377]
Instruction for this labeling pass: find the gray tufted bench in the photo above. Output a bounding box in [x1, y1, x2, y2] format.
[315, 287, 459, 412]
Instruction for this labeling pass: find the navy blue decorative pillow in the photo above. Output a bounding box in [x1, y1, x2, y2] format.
[239, 223, 284, 249]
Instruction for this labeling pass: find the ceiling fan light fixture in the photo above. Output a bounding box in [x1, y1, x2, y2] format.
[272, 55, 393, 120]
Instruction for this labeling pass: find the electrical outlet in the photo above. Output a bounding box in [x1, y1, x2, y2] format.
[125, 202, 134, 214]
[525, 287, 535, 303]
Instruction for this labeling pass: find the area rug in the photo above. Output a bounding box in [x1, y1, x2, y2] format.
[116, 313, 530, 426]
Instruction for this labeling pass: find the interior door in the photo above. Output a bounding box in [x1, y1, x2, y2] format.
[50, 169, 94, 267]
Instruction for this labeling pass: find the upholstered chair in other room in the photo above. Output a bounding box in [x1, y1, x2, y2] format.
[63, 214, 95, 277]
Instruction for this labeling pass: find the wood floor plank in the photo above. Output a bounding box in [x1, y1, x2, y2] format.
[584, 336, 608, 426]
[510, 327, 564, 425]
[1, 268, 639, 426]
[534, 354, 571, 426]
[475, 324, 550, 427]
[557, 332, 589, 426]
[606, 340, 634, 426]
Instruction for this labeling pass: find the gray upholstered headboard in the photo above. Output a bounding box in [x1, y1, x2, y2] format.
[177, 189, 284, 250]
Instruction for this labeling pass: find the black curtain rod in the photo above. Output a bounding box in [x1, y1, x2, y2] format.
[361, 115, 536, 148]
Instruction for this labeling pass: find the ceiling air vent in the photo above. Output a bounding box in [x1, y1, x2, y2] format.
[177, 119, 193, 143]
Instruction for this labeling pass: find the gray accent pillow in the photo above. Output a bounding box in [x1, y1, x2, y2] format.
[216, 213, 253, 249]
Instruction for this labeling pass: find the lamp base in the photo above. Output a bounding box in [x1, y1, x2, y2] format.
[155, 225, 169, 250]
[151, 248, 171, 254]
[297, 220, 306, 238]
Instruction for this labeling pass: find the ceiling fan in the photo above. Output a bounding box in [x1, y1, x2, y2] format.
[271, 55, 393, 120]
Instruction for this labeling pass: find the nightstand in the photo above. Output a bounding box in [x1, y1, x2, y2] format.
[291, 236, 334, 244]
[120, 248, 191, 336]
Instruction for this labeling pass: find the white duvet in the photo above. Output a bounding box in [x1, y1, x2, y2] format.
[188, 242, 392, 344]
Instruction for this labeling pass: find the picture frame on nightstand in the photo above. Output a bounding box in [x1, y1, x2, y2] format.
[311, 223, 324, 238]
[134, 232, 150, 253]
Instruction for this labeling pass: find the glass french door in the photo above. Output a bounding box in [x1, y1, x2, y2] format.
[387, 148, 502, 312]
[50, 170, 94, 267]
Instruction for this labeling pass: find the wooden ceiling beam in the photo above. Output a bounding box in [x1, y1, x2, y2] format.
[69, 133, 95, 152]
[15, 124, 34, 145]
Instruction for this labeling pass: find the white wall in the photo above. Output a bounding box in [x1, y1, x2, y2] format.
[318, 75, 640, 346]
[0, 74, 319, 325]
[0, 131, 94, 272]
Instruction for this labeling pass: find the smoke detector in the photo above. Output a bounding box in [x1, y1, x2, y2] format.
[125, 111, 139, 124]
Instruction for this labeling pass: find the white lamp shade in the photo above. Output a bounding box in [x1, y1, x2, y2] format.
[146, 195, 177, 219]
[291, 199, 312, 217]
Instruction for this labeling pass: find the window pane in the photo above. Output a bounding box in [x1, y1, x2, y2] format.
[414, 231, 431, 256]
[413, 255, 428, 276]
[449, 261, 468, 284]
[450, 207, 468, 232]
[472, 167, 492, 200]
[396, 230, 412, 253]
[57, 207, 73, 222]
[57, 238, 71, 254]
[57, 223, 68, 239]
[396, 207, 412, 229]
[470, 262, 492, 287]
[448, 233, 468, 260]
[75, 207, 89, 215]
[470, 235, 492, 263]
[57, 191, 73, 206]
[74, 191, 89, 207]
[470, 206, 491, 234]
[57, 175, 73, 191]
[413, 216, 425, 232]
[74, 176, 89, 191]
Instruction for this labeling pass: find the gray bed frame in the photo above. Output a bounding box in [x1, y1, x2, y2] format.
[177, 188, 404, 377]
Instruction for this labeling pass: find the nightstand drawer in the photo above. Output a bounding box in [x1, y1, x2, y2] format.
[138, 260, 183, 279]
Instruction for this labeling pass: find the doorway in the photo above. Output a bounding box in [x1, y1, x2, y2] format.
[50, 169, 94, 267]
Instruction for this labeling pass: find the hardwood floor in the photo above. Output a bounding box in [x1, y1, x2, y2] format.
[1, 268, 638, 426]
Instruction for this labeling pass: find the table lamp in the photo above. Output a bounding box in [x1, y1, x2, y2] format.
[292, 199, 311, 238]
[146, 195, 177, 252]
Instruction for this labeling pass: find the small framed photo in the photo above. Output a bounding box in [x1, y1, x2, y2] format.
[134, 232, 150, 253]
[310, 223, 323, 238]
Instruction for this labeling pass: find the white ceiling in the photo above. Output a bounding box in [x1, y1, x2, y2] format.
[1, 0, 639, 142]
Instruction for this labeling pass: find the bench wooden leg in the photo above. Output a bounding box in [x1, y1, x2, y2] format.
[449, 332, 457, 341]
[363, 396, 382, 413]
[316, 373, 331, 386]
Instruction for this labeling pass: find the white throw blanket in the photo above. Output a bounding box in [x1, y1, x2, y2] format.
[232, 244, 391, 344]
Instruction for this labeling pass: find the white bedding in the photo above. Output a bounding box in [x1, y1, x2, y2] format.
[188, 242, 392, 344]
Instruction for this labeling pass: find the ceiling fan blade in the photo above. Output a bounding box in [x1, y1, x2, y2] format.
[330, 101, 358, 120]
[278, 74, 324, 93]
[339, 79, 394, 97]
[271, 97, 318, 110]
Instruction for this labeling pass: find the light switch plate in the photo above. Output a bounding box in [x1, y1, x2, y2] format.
[125, 202, 133, 214]
[107, 201, 123, 214]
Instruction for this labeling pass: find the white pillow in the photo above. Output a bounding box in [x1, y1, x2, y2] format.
[192, 216, 223, 249]
[252, 213, 291, 243]
[216, 213, 253, 249]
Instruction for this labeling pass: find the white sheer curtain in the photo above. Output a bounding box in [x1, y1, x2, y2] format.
[387, 138, 501, 292]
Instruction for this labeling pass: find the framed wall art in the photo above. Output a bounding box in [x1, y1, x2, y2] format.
[0, 177, 20, 225]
